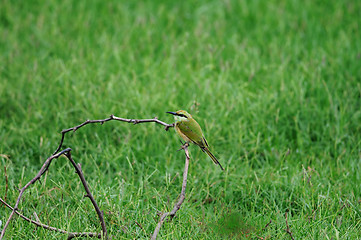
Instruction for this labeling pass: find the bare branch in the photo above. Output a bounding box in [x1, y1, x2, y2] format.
[134, 220, 148, 236]
[64, 151, 108, 239]
[255, 219, 272, 239]
[262, 219, 272, 231]
[0, 197, 101, 239]
[0, 148, 72, 239]
[53, 115, 174, 155]
[151, 146, 190, 240]
[284, 211, 295, 240]
[0, 149, 107, 239]
[1, 115, 175, 239]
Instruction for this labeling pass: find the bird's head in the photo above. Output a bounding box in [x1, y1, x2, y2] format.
[166, 110, 192, 122]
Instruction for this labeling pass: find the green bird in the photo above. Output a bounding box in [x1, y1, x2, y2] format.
[167, 110, 224, 170]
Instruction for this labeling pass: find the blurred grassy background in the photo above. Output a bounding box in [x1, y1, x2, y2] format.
[1, 0, 360, 239]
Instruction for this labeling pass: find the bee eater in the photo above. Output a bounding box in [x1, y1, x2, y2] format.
[167, 110, 224, 170]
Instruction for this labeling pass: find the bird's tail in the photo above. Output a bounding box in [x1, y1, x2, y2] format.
[202, 147, 224, 170]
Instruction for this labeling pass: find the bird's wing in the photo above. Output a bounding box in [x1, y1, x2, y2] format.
[177, 120, 206, 147]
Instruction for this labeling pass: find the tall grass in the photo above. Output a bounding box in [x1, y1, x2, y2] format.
[1, 0, 360, 239]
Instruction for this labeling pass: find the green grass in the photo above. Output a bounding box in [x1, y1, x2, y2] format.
[1, 0, 361, 239]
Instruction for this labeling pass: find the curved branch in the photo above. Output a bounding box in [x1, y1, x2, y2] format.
[0, 149, 107, 239]
[151, 145, 190, 240]
[284, 211, 295, 240]
[64, 151, 108, 239]
[53, 115, 174, 155]
[1, 115, 174, 239]
[0, 148, 72, 239]
[0, 198, 101, 239]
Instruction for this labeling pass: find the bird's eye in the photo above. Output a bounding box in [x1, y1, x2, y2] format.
[177, 114, 188, 118]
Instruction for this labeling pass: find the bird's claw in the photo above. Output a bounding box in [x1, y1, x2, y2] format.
[177, 142, 189, 151]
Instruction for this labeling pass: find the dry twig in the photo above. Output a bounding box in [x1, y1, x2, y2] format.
[0, 197, 101, 239]
[0, 115, 175, 239]
[151, 145, 190, 240]
[255, 219, 272, 240]
[64, 150, 108, 238]
[53, 114, 174, 155]
[0, 148, 107, 239]
[0, 149, 71, 239]
[262, 219, 272, 231]
[284, 211, 295, 240]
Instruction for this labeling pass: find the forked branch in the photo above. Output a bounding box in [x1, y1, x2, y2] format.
[0, 148, 107, 239]
[0, 148, 72, 239]
[1, 115, 175, 239]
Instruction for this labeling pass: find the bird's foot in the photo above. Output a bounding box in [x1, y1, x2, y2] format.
[177, 142, 189, 151]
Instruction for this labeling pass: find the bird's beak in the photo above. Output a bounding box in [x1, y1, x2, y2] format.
[166, 111, 177, 115]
